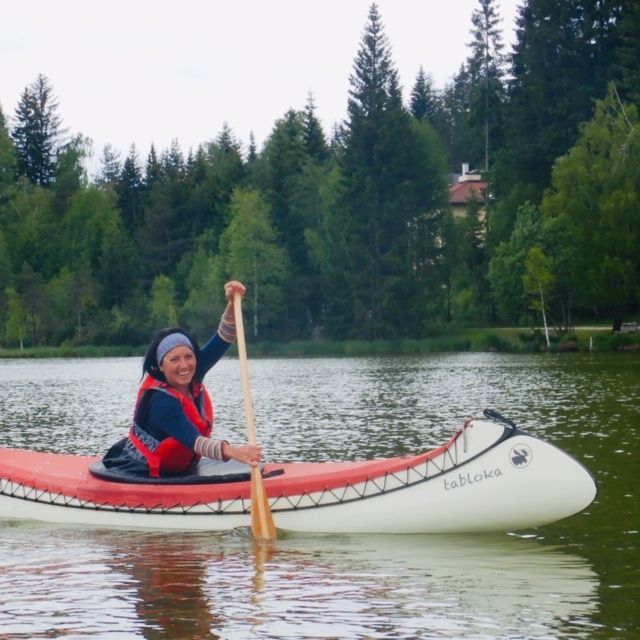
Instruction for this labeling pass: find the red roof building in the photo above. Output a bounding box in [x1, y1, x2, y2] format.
[449, 176, 488, 219]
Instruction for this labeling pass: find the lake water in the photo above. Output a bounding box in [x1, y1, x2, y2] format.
[0, 352, 638, 639]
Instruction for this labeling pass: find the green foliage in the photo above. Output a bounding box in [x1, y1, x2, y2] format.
[540, 84, 640, 327]
[51, 134, 90, 218]
[217, 187, 289, 338]
[1, 3, 639, 348]
[488, 202, 543, 323]
[1, 180, 57, 278]
[60, 186, 122, 272]
[181, 245, 224, 339]
[4, 287, 27, 348]
[522, 246, 554, 312]
[47, 265, 98, 344]
[592, 331, 640, 351]
[149, 274, 179, 328]
[498, 0, 622, 199]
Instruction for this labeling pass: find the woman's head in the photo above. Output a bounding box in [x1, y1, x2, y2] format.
[143, 327, 200, 382]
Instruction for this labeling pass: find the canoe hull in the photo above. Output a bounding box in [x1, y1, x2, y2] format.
[0, 419, 597, 534]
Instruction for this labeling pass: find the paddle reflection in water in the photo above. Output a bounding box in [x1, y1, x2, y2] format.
[0, 523, 599, 639]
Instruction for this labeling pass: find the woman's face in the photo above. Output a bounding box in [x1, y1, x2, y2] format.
[159, 345, 196, 393]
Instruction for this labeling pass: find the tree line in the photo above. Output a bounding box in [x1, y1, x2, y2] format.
[1, 0, 639, 349]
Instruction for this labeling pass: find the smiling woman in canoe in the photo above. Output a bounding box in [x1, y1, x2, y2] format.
[101, 280, 262, 478]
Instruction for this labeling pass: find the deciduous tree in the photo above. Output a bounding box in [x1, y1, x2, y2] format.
[541, 84, 640, 330]
[215, 188, 288, 338]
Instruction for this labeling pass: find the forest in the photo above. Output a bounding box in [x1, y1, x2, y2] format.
[1, 0, 639, 349]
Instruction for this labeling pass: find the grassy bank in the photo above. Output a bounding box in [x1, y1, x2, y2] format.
[1, 327, 638, 359]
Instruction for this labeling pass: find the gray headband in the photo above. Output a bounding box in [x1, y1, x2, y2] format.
[156, 333, 194, 365]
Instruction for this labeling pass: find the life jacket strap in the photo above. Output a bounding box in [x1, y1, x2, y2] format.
[129, 429, 161, 477]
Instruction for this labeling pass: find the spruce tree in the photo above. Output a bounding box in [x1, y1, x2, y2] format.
[0, 105, 17, 192]
[409, 66, 439, 124]
[96, 144, 122, 190]
[439, 65, 473, 175]
[615, 0, 640, 104]
[11, 74, 66, 187]
[247, 132, 258, 164]
[117, 144, 144, 237]
[502, 0, 622, 200]
[144, 144, 162, 195]
[466, 0, 507, 173]
[259, 110, 309, 334]
[302, 93, 329, 163]
[196, 124, 245, 242]
[330, 3, 449, 339]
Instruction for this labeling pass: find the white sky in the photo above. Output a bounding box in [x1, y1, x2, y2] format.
[1, 0, 521, 172]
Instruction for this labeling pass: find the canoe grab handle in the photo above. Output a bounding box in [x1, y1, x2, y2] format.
[483, 408, 516, 429]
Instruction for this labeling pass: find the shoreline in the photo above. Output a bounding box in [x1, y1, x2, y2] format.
[1, 327, 638, 359]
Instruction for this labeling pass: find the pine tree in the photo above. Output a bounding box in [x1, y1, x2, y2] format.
[11, 74, 66, 187]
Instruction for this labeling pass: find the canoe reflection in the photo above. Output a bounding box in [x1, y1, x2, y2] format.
[97, 529, 599, 639]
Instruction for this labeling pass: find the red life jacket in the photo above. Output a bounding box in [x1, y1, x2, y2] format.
[129, 375, 214, 477]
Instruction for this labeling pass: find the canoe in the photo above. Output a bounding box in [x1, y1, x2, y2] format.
[0, 410, 597, 534]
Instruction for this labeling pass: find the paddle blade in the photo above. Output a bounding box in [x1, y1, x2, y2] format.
[234, 291, 277, 539]
[251, 467, 277, 539]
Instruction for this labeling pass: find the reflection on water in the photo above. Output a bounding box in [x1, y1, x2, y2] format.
[0, 523, 600, 640]
[0, 352, 639, 638]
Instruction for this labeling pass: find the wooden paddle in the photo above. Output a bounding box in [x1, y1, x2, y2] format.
[233, 292, 277, 540]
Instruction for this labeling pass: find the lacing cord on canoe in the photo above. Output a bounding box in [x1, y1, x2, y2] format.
[0, 431, 467, 516]
[1, 419, 497, 516]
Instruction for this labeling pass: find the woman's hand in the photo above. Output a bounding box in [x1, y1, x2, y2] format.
[224, 442, 262, 468]
[224, 281, 246, 303]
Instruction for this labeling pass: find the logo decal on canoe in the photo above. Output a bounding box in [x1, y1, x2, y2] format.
[509, 444, 532, 468]
[443, 468, 504, 491]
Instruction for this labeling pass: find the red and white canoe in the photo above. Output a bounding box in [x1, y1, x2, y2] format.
[0, 411, 597, 534]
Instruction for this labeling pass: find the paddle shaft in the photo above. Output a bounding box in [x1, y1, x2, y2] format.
[233, 293, 257, 446]
[232, 292, 277, 539]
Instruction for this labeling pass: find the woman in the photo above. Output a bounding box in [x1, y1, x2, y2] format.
[102, 280, 261, 477]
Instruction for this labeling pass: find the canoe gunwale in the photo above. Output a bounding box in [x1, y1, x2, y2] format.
[0, 421, 515, 517]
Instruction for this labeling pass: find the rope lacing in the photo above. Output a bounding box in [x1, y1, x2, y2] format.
[0, 423, 477, 516]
